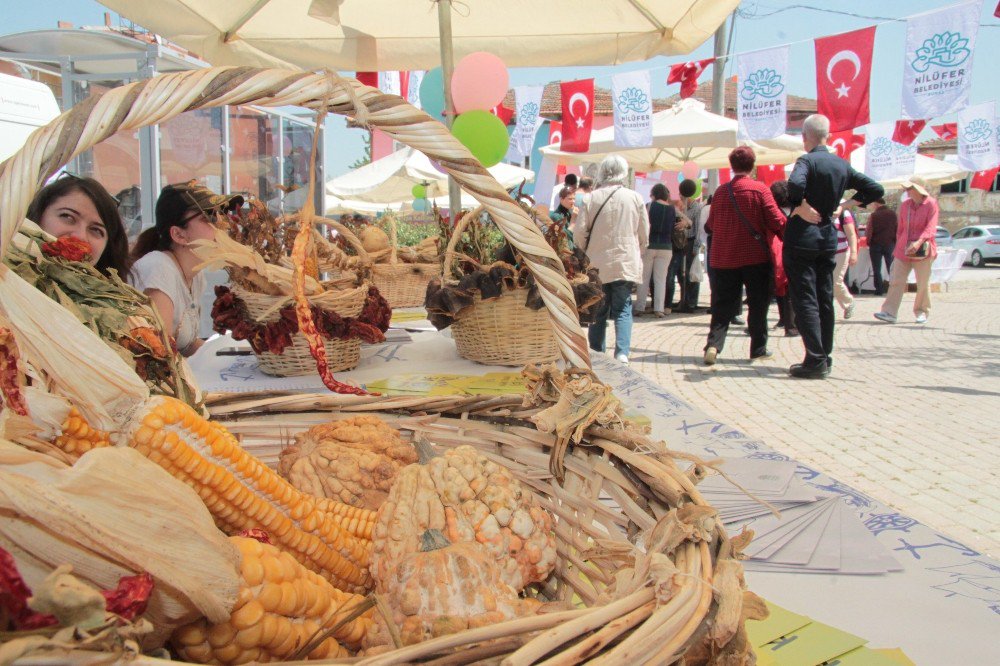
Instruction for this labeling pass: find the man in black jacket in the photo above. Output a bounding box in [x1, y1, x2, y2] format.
[785, 114, 884, 379]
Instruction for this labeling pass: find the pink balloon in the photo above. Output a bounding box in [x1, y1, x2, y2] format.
[451, 52, 509, 113]
[681, 161, 700, 180]
[665, 175, 681, 199]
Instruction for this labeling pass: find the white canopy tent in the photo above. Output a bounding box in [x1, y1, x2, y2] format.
[98, 1, 739, 71]
[326, 147, 534, 204]
[818, 146, 967, 189]
[540, 99, 804, 171]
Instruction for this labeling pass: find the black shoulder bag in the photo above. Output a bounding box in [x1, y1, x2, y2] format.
[579, 187, 621, 253]
[726, 182, 775, 293]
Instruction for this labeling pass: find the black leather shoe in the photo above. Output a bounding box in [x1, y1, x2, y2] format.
[789, 363, 830, 379]
[785, 328, 800, 337]
[731, 316, 746, 325]
[827, 357, 833, 370]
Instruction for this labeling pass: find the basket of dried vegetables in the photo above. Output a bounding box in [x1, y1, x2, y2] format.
[426, 205, 604, 366]
[200, 219, 390, 377]
[0, 67, 760, 666]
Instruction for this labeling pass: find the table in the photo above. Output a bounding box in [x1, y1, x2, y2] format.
[191, 330, 1000, 665]
[852, 247, 968, 292]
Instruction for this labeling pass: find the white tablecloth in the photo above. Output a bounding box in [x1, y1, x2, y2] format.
[852, 246, 968, 292]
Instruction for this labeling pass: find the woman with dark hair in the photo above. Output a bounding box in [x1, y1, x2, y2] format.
[27, 175, 130, 278]
[634, 182, 676, 318]
[702, 146, 786, 365]
[129, 182, 243, 356]
[768, 180, 798, 337]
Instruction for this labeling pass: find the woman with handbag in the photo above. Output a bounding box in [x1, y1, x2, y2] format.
[634, 183, 676, 318]
[702, 146, 786, 365]
[874, 177, 938, 325]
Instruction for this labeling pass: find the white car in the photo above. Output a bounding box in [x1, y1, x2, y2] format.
[952, 225, 1000, 267]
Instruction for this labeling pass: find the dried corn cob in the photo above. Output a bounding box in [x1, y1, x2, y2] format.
[314, 496, 376, 541]
[127, 396, 373, 592]
[52, 408, 113, 458]
[172, 536, 371, 664]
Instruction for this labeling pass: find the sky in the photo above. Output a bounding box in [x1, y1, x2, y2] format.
[3, 0, 999, 177]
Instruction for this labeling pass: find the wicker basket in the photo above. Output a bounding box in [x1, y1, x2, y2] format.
[371, 261, 439, 308]
[0, 67, 752, 665]
[235, 285, 366, 376]
[442, 207, 560, 366]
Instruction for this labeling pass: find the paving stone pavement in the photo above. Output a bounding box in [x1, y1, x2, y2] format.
[628, 272, 1000, 559]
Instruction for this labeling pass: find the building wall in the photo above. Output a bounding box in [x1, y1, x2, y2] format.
[937, 190, 1000, 230]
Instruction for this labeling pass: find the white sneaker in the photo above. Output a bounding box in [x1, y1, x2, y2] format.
[615, 353, 629, 365]
[844, 302, 855, 319]
[915, 313, 928, 324]
[873, 311, 897, 324]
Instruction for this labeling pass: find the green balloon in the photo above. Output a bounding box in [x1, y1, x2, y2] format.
[412, 183, 427, 198]
[451, 110, 509, 168]
[694, 179, 703, 199]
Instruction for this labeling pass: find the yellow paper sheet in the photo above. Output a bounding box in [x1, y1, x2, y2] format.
[871, 648, 916, 666]
[445, 372, 527, 395]
[366, 374, 469, 396]
[826, 646, 910, 666]
[746, 601, 812, 647]
[390, 309, 428, 323]
[757, 622, 866, 666]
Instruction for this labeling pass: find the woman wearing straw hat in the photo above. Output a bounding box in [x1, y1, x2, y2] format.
[873, 176, 938, 325]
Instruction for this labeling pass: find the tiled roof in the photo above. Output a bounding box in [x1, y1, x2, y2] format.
[917, 137, 956, 154]
[664, 78, 817, 114]
[501, 83, 672, 119]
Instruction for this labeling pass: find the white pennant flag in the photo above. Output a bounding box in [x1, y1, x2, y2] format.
[901, 0, 980, 119]
[612, 70, 653, 148]
[865, 122, 899, 182]
[379, 71, 402, 97]
[407, 70, 425, 109]
[512, 86, 545, 160]
[737, 46, 789, 140]
[892, 139, 918, 178]
[958, 101, 1000, 171]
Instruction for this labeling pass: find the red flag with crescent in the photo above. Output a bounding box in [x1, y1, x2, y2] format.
[931, 123, 958, 141]
[815, 27, 875, 132]
[548, 121, 563, 145]
[971, 166, 999, 191]
[892, 119, 927, 146]
[355, 72, 378, 88]
[755, 164, 787, 186]
[829, 131, 865, 160]
[560, 79, 594, 152]
[667, 58, 715, 99]
[491, 104, 514, 126]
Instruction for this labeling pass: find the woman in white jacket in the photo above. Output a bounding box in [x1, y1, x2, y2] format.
[575, 155, 649, 365]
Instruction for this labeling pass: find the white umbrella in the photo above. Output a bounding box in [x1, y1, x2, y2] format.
[98, 1, 739, 70]
[780, 147, 968, 188]
[326, 147, 533, 204]
[539, 99, 804, 170]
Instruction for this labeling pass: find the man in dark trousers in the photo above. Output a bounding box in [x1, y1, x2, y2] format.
[785, 114, 884, 379]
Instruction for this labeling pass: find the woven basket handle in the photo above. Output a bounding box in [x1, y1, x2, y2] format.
[385, 212, 399, 265]
[0, 67, 590, 369]
[441, 205, 486, 281]
[310, 216, 371, 266]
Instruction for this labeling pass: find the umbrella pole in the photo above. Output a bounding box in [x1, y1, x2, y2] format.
[437, 0, 464, 219]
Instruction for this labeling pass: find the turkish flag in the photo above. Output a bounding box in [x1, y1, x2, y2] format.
[815, 27, 875, 132]
[356, 72, 378, 88]
[829, 131, 865, 160]
[560, 79, 594, 152]
[718, 168, 733, 185]
[971, 166, 1000, 191]
[548, 121, 563, 145]
[892, 119, 926, 146]
[995, 1, 1000, 17]
[667, 58, 715, 99]
[491, 104, 514, 126]
[931, 123, 958, 140]
[756, 164, 786, 186]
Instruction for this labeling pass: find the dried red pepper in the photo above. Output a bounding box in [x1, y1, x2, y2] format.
[101, 572, 154, 622]
[238, 528, 272, 544]
[1, 547, 57, 630]
[0, 328, 28, 416]
[40, 236, 92, 263]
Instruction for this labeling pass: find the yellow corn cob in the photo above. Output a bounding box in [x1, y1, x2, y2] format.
[128, 396, 373, 592]
[315, 496, 376, 541]
[53, 408, 112, 457]
[172, 536, 371, 664]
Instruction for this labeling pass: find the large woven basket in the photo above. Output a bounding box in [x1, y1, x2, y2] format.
[370, 213, 439, 308]
[443, 207, 560, 366]
[235, 284, 366, 376]
[0, 66, 753, 665]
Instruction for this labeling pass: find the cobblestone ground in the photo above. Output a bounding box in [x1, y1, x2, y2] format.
[629, 269, 1000, 559]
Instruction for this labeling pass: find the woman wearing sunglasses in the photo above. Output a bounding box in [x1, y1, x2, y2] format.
[27, 175, 130, 279]
[130, 182, 242, 356]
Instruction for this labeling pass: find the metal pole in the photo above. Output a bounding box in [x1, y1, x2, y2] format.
[138, 48, 160, 233]
[221, 105, 232, 195]
[437, 0, 463, 218]
[707, 13, 731, 195]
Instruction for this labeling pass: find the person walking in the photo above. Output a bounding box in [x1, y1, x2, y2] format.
[576, 154, 649, 365]
[703, 146, 786, 365]
[865, 198, 897, 296]
[832, 207, 858, 319]
[676, 179, 703, 312]
[768, 180, 799, 337]
[784, 114, 884, 379]
[874, 177, 938, 325]
[634, 183, 676, 318]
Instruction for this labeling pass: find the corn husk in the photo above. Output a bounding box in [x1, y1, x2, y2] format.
[192, 229, 324, 296]
[0, 442, 241, 646]
[0, 266, 148, 434]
